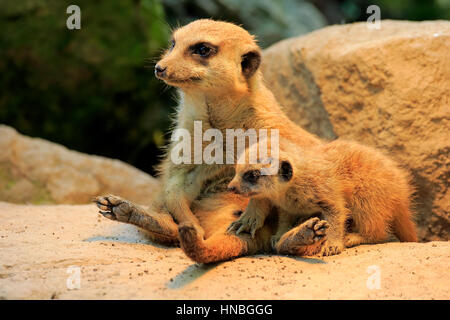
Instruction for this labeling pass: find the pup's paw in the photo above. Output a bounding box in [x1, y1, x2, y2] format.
[305, 217, 329, 243]
[227, 213, 264, 238]
[283, 217, 329, 246]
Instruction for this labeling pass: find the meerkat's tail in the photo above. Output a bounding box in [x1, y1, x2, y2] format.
[392, 204, 418, 242]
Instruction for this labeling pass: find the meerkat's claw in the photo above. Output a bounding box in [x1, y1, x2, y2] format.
[98, 210, 116, 220]
[321, 241, 344, 256]
[227, 213, 263, 238]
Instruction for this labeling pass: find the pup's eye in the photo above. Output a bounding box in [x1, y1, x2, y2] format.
[243, 170, 261, 184]
[192, 44, 212, 57]
[169, 39, 175, 50]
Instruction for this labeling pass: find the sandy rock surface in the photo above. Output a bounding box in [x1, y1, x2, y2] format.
[262, 20, 450, 241]
[0, 201, 448, 300]
[0, 125, 158, 204]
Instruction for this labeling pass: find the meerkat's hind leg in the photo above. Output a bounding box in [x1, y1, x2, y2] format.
[94, 194, 179, 245]
[275, 217, 329, 256]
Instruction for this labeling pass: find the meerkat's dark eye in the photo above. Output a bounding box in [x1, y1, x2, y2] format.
[191, 43, 212, 57]
[243, 169, 261, 184]
[279, 160, 293, 182]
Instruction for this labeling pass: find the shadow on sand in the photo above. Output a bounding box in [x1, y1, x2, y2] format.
[83, 224, 175, 250]
[166, 263, 218, 289]
[166, 253, 326, 289]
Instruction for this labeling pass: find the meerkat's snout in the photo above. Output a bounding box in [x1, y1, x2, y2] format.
[227, 180, 241, 194]
[228, 168, 264, 198]
[154, 64, 167, 79]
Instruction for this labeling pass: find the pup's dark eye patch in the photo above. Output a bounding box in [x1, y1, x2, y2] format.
[279, 160, 293, 181]
[243, 169, 261, 184]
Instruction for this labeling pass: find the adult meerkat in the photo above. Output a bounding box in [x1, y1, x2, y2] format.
[228, 138, 418, 256]
[94, 19, 325, 263]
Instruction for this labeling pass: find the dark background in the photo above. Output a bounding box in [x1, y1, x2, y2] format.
[1, 0, 449, 175]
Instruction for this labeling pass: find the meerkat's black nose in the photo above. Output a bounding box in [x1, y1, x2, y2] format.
[227, 186, 238, 194]
[154, 64, 167, 78]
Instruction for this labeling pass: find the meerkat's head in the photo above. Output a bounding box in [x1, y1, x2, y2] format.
[154, 19, 261, 94]
[227, 159, 293, 198]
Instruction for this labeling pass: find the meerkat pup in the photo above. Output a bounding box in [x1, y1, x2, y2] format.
[228, 138, 418, 256]
[94, 19, 325, 263]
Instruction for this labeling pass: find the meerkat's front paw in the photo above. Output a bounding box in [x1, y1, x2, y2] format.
[227, 212, 264, 238]
[93, 195, 134, 223]
[321, 239, 345, 256]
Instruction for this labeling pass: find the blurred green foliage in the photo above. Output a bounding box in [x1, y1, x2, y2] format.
[0, 0, 173, 174]
[1, 0, 448, 175]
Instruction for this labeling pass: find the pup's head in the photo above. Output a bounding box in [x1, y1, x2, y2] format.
[227, 159, 293, 198]
[155, 19, 261, 93]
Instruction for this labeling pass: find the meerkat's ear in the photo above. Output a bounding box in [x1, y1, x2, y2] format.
[241, 50, 261, 79]
[279, 160, 293, 182]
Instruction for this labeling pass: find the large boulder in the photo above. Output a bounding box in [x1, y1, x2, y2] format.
[262, 20, 450, 241]
[0, 125, 158, 204]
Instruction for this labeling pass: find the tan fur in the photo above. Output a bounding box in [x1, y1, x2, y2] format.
[95, 19, 323, 263]
[228, 138, 418, 256]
